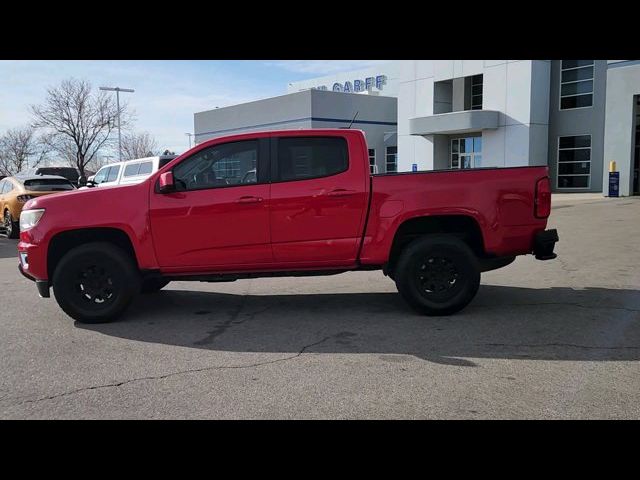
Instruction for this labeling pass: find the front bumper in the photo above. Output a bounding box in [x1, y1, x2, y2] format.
[18, 263, 50, 297]
[533, 229, 559, 260]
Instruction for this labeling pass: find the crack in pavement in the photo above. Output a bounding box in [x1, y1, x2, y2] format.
[8, 335, 333, 407]
[482, 342, 640, 350]
[473, 302, 640, 313]
[193, 280, 274, 346]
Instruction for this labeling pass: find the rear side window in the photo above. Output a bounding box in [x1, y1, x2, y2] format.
[124, 163, 140, 177]
[124, 161, 153, 177]
[276, 137, 348, 182]
[138, 162, 153, 175]
[106, 165, 120, 182]
[24, 179, 75, 191]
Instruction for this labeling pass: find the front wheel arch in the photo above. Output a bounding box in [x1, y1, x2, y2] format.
[47, 227, 139, 281]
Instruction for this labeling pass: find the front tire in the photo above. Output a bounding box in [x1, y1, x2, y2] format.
[394, 235, 480, 316]
[4, 210, 18, 239]
[52, 242, 141, 324]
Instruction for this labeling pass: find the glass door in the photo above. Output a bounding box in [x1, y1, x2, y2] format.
[451, 136, 482, 169]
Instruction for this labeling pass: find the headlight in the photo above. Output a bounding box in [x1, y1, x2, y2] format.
[20, 209, 45, 231]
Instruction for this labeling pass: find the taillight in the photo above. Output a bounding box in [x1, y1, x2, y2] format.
[17, 195, 34, 203]
[535, 177, 551, 218]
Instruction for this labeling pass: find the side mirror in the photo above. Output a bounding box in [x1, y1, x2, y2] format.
[85, 180, 96, 188]
[159, 171, 175, 193]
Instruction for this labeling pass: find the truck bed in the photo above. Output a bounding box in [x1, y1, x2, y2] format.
[359, 166, 550, 265]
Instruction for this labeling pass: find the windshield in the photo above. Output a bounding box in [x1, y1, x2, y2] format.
[23, 178, 76, 191]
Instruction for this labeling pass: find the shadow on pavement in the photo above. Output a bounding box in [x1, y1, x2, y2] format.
[78, 284, 640, 366]
[0, 237, 18, 259]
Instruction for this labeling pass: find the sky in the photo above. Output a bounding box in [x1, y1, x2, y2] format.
[0, 60, 388, 156]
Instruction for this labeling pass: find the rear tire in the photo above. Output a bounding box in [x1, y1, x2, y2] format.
[394, 235, 480, 316]
[52, 242, 141, 324]
[141, 278, 170, 294]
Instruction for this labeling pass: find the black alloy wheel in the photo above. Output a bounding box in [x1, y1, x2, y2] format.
[395, 235, 481, 316]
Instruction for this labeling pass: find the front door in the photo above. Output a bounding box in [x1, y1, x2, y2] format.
[269, 134, 368, 266]
[149, 138, 271, 270]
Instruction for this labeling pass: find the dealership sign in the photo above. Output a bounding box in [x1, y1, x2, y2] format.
[312, 75, 387, 93]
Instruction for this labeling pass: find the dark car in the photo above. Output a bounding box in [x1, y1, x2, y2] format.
[20, 167, 80, 186]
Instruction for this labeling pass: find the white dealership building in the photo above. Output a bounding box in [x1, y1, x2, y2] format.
[196, 60, 640, 196]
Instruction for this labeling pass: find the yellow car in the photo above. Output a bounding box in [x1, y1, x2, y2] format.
[0, 174, 76, 238]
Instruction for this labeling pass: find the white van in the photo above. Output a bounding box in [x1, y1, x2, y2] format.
[88, 155, 178, 188]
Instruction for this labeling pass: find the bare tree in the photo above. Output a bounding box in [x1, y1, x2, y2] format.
[31, 79, 128, 177]
[121, 131, 159, 160]
[0, 125, 49, 175]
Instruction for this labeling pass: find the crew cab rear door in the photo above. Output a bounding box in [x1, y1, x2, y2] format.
[269, 132, 369, 266]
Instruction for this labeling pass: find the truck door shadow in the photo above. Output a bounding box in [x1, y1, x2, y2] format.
[78, 284, 640, 366]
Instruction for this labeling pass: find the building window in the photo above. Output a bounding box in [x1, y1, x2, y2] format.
[368, 148, 377, 174]
[471, 75, 483, 110]
[557, 135, 591, 189]
[385, 146, 397, 173]
[560, 60, 594, 110]
[451, 136, 482, 169]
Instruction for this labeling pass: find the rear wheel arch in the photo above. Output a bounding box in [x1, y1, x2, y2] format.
[394, 234, 481, 316]
[47, 227, 139, 281]
[385, 215, 486, 278]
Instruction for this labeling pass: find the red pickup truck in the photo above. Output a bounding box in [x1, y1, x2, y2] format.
[17, 129, 558, 323]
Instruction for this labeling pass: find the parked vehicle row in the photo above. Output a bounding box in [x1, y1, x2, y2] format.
[0, 175, 76, 238]
[84, 155, 178, 188]
[17, 129, 558, 324]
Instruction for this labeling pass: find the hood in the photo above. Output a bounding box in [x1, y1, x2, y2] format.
[22, 182, 143, 212]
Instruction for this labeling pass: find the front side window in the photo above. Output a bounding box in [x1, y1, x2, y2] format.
[451, 136, 482, 169]
[385, 146, 397, 173]
[557, 134, 591, 189]
[93, 167, 109, 184]
[560, 60, 594, 110]
[276, 137, 348, 182]
[0, 180, 7, 194]
[124, 163, 141, 177]
[106, 165, 120, 182]
[173, 140, 258, 191]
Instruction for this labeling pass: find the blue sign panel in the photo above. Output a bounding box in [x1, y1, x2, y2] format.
[609, 171, 619, 197]
[412, 163, 418, 172]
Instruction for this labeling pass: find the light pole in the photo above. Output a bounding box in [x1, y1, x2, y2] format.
[185, 133, 195, 149]
[99, 86, 134, 161]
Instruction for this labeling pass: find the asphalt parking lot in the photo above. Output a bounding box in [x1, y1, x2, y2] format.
[0, 194, 639, 419]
